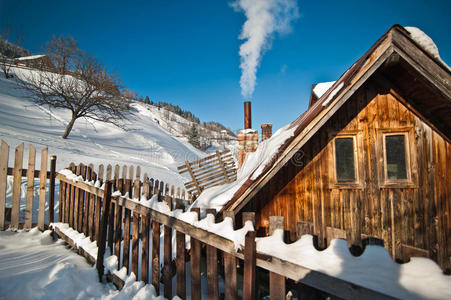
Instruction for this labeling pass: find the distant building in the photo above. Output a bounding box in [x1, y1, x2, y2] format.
[15, 55, 54, 70]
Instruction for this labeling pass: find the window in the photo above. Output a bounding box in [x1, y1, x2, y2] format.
[384, 134, 407, 180]
[335, 137, 356, 181]
[376, 128, 416, 188]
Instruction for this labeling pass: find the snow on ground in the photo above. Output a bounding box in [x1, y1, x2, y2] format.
[0, 67, 205, 187]
[0, 228, 167, 300]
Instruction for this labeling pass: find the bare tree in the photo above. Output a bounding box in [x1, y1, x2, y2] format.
[0, 27, 24, 78]
[19, 35, 131, 139]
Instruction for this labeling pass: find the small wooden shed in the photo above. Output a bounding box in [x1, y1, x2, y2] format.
[222, 25, 451, 271]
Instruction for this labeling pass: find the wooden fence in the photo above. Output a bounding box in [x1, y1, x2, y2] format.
[0, 141, 57, 230]
[0, 141, 402, 299]
[56, 166, 396, 300]
[178, 149, 236, 196]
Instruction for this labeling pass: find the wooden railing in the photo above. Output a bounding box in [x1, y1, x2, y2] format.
[178, 149, 236, 196]
[56, 168, 396, 300]
[0, 141, 57, 230]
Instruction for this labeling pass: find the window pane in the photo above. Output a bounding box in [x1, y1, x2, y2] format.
[335, 138, 355, 181]
[385, 135, 407, 180]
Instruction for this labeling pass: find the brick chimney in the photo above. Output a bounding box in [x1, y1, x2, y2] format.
[238, 101, 258, 168]
[261, 124, 272, 141]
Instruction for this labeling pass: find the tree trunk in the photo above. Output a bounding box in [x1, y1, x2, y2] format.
[62, 115, 77, 139]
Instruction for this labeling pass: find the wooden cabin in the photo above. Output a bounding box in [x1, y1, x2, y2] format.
[222, 25, 451, 272]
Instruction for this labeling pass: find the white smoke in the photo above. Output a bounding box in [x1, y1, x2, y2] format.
[232, 0, 299, 99]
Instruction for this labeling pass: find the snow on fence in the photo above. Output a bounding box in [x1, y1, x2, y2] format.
[2, 141, 449, 299]
[54, 167, 416, 300]
[0, 141, 57, 231]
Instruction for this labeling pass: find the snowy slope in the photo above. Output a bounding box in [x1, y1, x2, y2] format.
[141, 102, 238, 155]
[0, 66, 205, 187]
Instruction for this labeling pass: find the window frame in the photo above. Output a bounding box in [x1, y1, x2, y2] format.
[376, 127, 417, 188]
[330, 131, 364, 189]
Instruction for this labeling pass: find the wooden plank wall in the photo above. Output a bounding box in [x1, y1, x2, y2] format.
[251, 86, 451, 271]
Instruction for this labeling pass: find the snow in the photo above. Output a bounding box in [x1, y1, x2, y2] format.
[0, 228, 175, 299]
[238, 128, 258, 134]
[322, 82, 344, 107]
[257, 230, 451, 300]
[191, 124, 295, 210]
[405, 26, 450, 70]
[312, 81, 335, 98]
[16, 54, 46, 60]
[0, 66, 205, 187]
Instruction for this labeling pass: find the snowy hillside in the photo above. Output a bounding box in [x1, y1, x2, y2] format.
[141, 102, 238, 155]
[0, 66, 207, 187]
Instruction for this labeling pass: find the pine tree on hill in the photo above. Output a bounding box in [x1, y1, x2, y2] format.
[188, 124, 201, 149]
[144, 96, 150, 104]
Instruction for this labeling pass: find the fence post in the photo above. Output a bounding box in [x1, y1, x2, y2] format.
[223, 211, 237, 300]
[243, 231, 256, 300]
[96, 181, 112, 281]
[49, 155, 56, 225]
[243, 212, 256, 300]
[206, 208, 219, 300]
[190, 207, 202, 300]
[269, 216, 286, 300]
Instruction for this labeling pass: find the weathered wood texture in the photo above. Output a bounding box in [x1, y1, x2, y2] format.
[246, 86, 451, 270]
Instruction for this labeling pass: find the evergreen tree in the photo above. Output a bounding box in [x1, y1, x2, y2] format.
[144, 96, 150, 104]
[188, 124, 200, 149]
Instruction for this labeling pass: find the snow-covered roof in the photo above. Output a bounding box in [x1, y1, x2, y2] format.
[16, 54, 46, 61]
[312, 81, 335, 98]
[405, 26, 450, 71]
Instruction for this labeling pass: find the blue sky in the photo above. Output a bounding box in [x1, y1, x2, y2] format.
[1, 0, 450, 132]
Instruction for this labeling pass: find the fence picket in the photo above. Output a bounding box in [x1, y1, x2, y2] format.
[163, 193, 173, 299]
[0, 141, 9, 230]
[114, 197, 122, 261]
[152, 219, 161, 294]
[49, 155, 56, 225]
[176, 201, 186, 299]
[141, 215, 150, 283]
[78, 164, 86, 232]
[37, 147, 47, 231]
[96, 181, 112, 281]
[68, 163, 75, 226]
[89, 165, 97, 238]
[25, 145, 36, 229]
[123, 207, 131, 273]
[11, 143, 24, 229]
[94, 165, 103, 241]
[132, 176, 141, 277]
[73, 163, 82, 230]
[83, 164, 92, 236]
